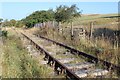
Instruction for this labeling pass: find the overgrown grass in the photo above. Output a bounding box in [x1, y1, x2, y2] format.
[2, 29, 53, 78]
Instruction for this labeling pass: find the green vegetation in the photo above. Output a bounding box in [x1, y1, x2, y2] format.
[55, 4, 80, 23]
[22, 10, 55, 28]
[2, 19, 24, 28]
[21, 4, 80, 28]
[2, 29, 53, 78]
[1, 30, 8, 38]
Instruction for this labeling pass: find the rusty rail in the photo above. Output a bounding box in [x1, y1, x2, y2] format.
[36, 34, 120, 73]
[21, 33, 81, 80]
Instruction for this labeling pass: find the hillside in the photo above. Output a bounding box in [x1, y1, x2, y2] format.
[72, 13, 118, 26]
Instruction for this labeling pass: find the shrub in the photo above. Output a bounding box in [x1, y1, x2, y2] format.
[2, 30, 8, 38]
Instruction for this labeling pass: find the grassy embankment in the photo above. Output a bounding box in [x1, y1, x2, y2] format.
[1, 29, 53, 78]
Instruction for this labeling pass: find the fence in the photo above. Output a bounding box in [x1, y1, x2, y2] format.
[34, 21, 58, 28]
[34, 21, 119, 41]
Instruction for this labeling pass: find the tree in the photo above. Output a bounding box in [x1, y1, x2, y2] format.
[2, 19, 17, 27]
[54, 4, 81, 34]
[22, 10, 55, 28]
[54, 4, 80, 23]
[22, 4, 81, 28]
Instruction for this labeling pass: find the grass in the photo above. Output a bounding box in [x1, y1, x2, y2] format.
[62, 13, 118, 32]
[1, 29, 53, 78]
[73, 13, 118, 25]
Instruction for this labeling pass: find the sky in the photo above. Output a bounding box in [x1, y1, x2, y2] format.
[0, 2, 118, 20]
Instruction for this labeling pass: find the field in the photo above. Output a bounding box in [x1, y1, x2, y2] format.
[62, 13, 118, 30]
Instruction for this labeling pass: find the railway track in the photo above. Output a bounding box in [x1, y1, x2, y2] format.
[21, 32, 120, 79]
[35, 34, 120, 71]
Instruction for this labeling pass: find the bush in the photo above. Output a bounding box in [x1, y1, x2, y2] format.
[2, 30, 8, 38]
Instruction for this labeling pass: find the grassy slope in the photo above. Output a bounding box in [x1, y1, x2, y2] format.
[73, 13, 118, 24]
[61, 13, 119, 32]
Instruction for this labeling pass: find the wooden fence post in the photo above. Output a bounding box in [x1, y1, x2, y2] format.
[90, 22, 93, 39]
[58, 22, 61, 33]
[52, 21, 54, 27]
[71, 21, 73, 40]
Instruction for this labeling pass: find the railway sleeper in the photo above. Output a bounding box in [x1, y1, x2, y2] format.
[64, 62, 95, 71]
[58, 58, 75, 64]
[75, 68, 109, 78]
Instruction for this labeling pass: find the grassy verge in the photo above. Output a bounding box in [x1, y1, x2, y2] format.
[2, 29, 53, 78]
